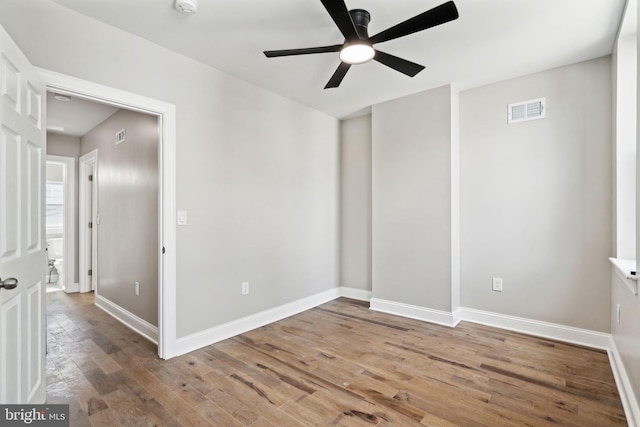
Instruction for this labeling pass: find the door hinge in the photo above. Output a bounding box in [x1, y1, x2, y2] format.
[162, 246, 165, 254]
[88, 269, 93, 276]
[88, 174, 93, 181]
[88, 222, 93, 229]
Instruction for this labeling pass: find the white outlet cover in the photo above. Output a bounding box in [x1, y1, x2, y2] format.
[492, 278, 503, 292]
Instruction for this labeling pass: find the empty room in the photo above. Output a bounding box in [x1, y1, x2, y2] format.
[0, 0, 639, 426]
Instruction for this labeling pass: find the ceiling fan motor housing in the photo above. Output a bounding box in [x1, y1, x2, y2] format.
[349, 9, 371, 39]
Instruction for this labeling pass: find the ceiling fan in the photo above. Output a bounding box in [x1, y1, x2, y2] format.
[263, 0, 459, 89]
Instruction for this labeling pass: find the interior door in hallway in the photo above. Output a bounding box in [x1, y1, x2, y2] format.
[0, 24, 47, 404]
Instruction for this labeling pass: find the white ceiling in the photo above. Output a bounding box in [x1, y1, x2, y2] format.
[46, 92, 119, 137]
[48, 0, 626, 119]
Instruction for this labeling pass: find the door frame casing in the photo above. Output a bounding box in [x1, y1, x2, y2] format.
[78, 150, 97, 294]
[45, 154, 77, 293]
[38, 68, 178, 359]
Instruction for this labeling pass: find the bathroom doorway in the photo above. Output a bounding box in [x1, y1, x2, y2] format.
[45, 155, 76, 293]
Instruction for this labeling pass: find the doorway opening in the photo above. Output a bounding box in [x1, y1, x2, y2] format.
[45, 155, 76, 293]
[47, 94, 160, 346]
[41, 68, 177, 359]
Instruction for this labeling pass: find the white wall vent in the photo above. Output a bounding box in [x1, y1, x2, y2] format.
[115, 128, 126, 145]
[508, 98, 545, 124]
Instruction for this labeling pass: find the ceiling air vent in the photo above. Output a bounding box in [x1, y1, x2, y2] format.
[508, 98, 545, 124]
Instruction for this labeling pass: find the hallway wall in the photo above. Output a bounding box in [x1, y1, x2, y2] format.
[81, 110, 159, 326]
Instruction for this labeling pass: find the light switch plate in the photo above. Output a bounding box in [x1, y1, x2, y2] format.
[177, 210, 187, 226]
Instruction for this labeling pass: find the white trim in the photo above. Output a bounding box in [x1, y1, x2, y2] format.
[450, 85, 461, 316]
[158, 109, 178, 360]
[609, 257, 638, 296]
[174, 288, 341, 357]
[370, 298, 460, 327]
[78, 150, 97, 294]
[95, 294, 158, 344]
[339, 286, 372, 301]
[608, 337, 640, 427]
[37, 68, 177, 360]
[46, 155, 76, 294]
[458, 307, 611, 350]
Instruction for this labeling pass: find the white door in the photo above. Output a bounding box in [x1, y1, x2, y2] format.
[0, 25, 47, 404]
[79, 151, 97, 293]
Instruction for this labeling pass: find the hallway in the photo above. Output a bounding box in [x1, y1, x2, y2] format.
[46, 291, 159, 426]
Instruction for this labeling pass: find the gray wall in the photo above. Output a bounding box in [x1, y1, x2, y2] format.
[341, 59, 613, 334]
[0, 0, 339, 338]
[460, 57, 612, 332]
[372, 85, 453, 311]
[81, 110, 159, 327]
[340, 115, 372, 291]
[47, 132, 80, 158]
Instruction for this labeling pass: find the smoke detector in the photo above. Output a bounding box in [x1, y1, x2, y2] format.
[175, 0, 198, 14]
[53, 93, 71, 102]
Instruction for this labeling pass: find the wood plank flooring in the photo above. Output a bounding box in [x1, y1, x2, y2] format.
[46, 291, 627, 426]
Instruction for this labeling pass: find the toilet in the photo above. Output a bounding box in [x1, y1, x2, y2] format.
[46, 238, 64, 284]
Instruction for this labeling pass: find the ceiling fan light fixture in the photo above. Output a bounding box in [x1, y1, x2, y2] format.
[339, 42, 375, 65]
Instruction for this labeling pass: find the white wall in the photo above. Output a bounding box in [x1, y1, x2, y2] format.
[0, 0, 339, 338]
[610, 0, 640, 413]
[460, 57, 612, 332]
[372, 85, 453, 311]
[613, 2, 638, 260]
[340, 115, 372, 291]
[609, 0, 640, 413]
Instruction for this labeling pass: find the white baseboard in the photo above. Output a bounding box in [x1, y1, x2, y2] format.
[458, 307, 611, 350]
[174, 287, 341, 357]
[370, 298, 460, 327]
[608, 337, 640, 427]
[339, 286, 372, 301]
[94, 294, 158, 344]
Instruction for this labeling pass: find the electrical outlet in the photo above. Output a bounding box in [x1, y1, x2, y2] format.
[241, 281, 249, 295]
[617, 304, 621, 324]
[135, 281, 140, 296]
[492, 277, 503, 292]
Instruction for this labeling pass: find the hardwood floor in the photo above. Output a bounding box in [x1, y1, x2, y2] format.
[46, 291, 627, 426]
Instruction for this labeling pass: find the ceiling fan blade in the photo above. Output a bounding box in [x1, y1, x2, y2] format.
[368, 1, 459, 45]
[325, 62, 351, 89]
[374, 50, 425, 77]
[264, 45, 343, 58]
[320, 0, 359, 42]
